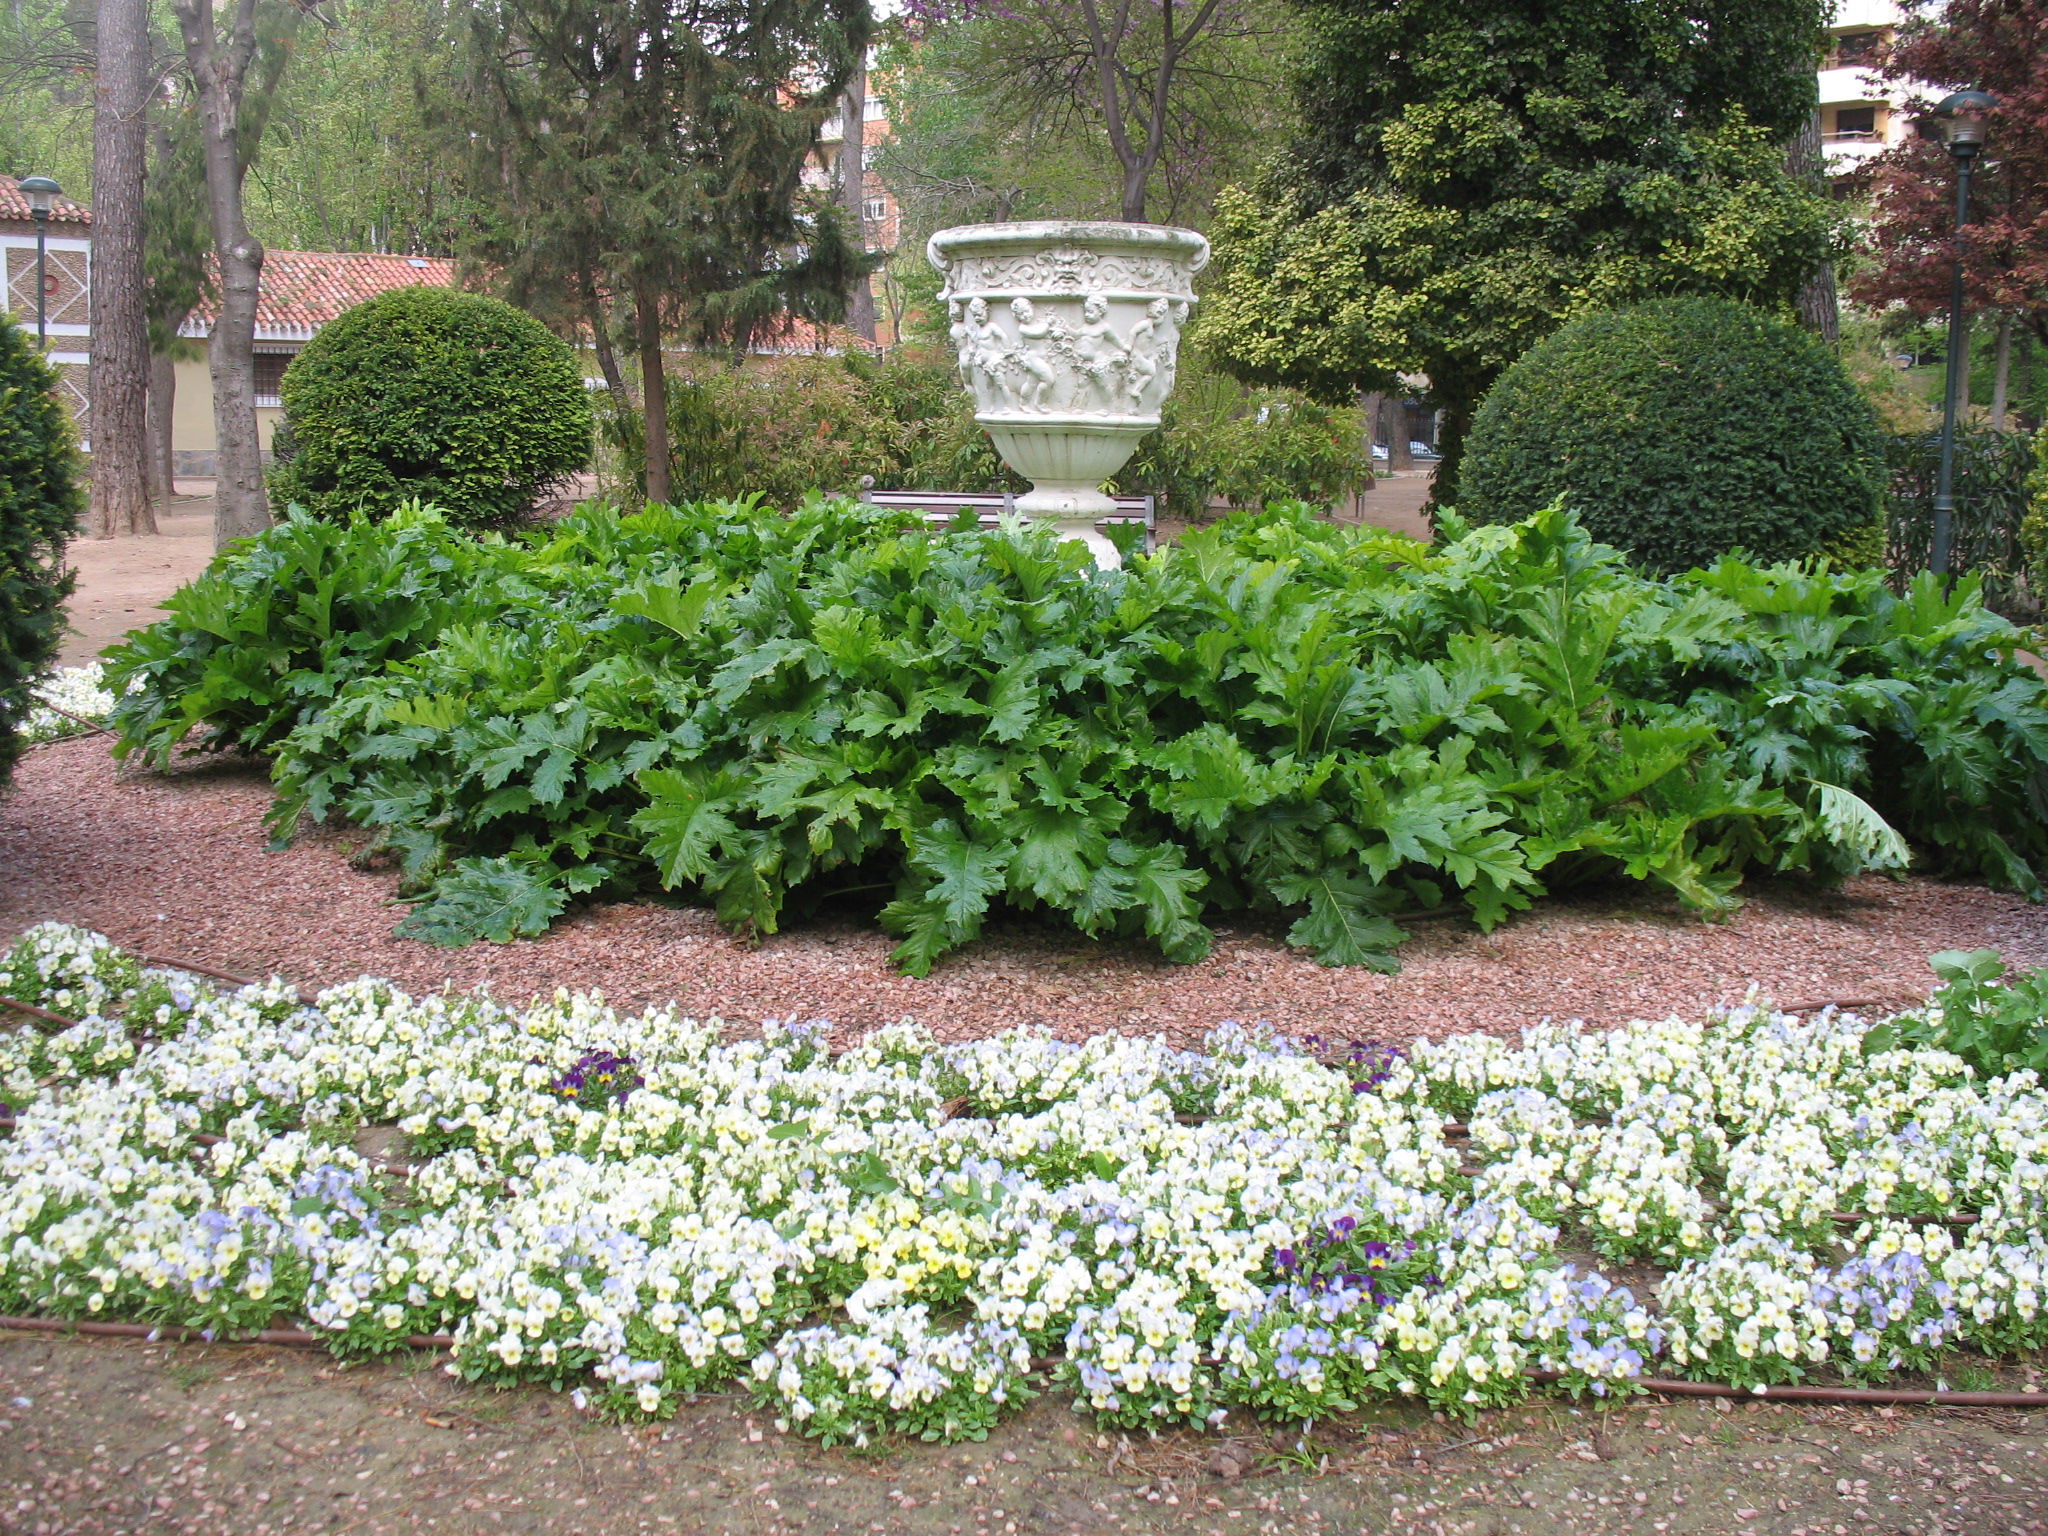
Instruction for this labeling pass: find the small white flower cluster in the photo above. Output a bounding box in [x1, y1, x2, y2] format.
[18, 664, 118, 745]
[3, 923, 2046, 1442]
[751, 1304, 1032, 1446]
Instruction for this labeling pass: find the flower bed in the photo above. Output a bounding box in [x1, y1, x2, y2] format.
[3, 923, 2044, 1445]
[21, 664, 115, 746]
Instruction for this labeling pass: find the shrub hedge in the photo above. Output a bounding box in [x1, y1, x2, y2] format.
[1456, 299, 1886, 574]
[269, 286, 592, 529]
[0, 313, 82, 790]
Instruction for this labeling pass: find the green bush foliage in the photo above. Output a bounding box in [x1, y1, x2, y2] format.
[609, 352, 1372, 519]
[1116, 368, 1372, 520]
[0, 313, 82, 790]
[2020, 427, 2048, 609]
[1457, 299, 1886, 574]
[268, 286, 592, 528]
[1864, 949, 2048, 1082]
[609, 353, 1012, 507]
[106, 500, 2048, 971]
[1888, 427, 2037, 615]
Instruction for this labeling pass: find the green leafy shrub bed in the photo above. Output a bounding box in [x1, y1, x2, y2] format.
[104, 499, 2048, 972]
[3, 924, 2044, 1443]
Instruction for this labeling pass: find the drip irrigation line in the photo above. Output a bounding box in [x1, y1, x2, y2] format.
[28, 704, 112, 738]
[3, 1316, 2040, 1408]
[139, 953, 321, 1007]
[0, 1314, 453, 1351]
[0, 995, 77, 1030]
[1525, 1369, 2048, 1408]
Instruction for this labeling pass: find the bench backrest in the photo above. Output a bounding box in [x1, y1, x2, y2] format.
[861, 488, 1156, 538]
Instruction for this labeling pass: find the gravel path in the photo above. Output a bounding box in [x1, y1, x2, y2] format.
[8, 734, 2047, 1044]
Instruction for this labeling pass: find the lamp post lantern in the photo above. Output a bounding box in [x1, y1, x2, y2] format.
[1929, 91, 1994, 580]
[16, 176, 62, 350]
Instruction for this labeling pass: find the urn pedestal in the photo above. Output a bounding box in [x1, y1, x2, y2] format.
[927, 220, 1210, 568]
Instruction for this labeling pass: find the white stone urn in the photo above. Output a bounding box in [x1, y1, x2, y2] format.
[927, 220, 1209, 568]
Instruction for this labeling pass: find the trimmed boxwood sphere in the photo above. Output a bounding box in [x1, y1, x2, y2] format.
[1454, 298, 1885, 574]
[270, 286, 592, 528]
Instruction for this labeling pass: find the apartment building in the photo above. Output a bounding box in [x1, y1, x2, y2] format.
[1818, 0, 1925, 172]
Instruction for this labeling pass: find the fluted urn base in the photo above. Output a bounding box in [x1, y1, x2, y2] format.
[984, 417, 1152, 569]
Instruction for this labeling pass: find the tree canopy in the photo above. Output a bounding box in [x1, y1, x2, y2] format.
[1849, 0, 2048, 354]
[1199, 0, 1841, 483]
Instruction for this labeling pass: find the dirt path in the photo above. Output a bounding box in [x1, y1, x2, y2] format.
[57, 490, 217, 667]
[2, 1330, 2043, 1536]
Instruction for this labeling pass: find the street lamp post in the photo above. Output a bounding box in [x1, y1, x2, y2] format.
[16, 176, 63, 350]
[1929, 91, 1994, 580]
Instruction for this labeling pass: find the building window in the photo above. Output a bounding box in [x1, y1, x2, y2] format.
[863, 197, 888, 223]
[1832, 30, 1883, 65]
[1830, 105, 1879, 141]
[253, 350, 294, 406]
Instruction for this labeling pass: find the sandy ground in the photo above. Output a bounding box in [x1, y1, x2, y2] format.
[56, 487, 219, 667]
[1, 1330, 2044, 1536]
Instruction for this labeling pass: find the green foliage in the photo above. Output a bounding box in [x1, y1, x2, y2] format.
[106, 499, 2048, 971]
[102, 504, 515, 769]
[608, 354, 1013, 507]
[268, 286, 592, 529]
[1456, 300, 1886, 575]
[2028, 428, 2048, 605]
[1863, 949, 2048, 1081]
[609, 351, 1368, 519]
[1200, 0, 1839, 481]
[1116, 368, 1373, 520]
[0, 313, 82, 791]
[1888, 427, 2039, 615]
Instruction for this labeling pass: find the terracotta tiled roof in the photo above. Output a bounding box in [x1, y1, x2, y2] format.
[749, 314, 884, 356]
[2, 178, 92, 226]
[187, 249, 457, 341]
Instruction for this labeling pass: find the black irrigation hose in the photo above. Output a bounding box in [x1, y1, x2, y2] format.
[0, 1314, 454, 1350]
[2, 1317, 2040, 1409]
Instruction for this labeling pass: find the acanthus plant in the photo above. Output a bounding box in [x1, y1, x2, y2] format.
[99, 497, 2048, 975]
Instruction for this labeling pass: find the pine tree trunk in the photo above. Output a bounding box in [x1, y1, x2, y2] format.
[584, 282, 630, 419]
[1989, 311, 2013, 430]
[635, 285, 671, 504]
[1786, 110, 1840, 344]
[87, 0, 157, 538]
[146, 347, 178, 500]
[175, 0, 270, 549]
[839, 59, 877, 343]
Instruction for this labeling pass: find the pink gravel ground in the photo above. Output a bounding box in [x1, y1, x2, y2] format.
[6, 733, 2046, 1045]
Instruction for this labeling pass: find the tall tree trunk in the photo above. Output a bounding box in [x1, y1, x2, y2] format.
[1385, 396, 1412, 472]
[146, 347, 178, 500]
[838, 54, 877, 344]
[1785, 110, 1840, 344]
[173, 0, 270, 548]
[583, 280, 630, 419]
[88, 0, 157, 538]
[1989, 311, 2013, 430]
[634, 285, 671, 504]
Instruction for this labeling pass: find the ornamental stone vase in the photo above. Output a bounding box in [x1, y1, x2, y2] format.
[927, 220, 1209, 568]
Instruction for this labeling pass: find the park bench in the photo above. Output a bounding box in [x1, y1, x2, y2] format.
[857, 487, 1157, 555]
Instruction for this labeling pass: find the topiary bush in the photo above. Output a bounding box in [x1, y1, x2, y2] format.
[1456, 298, 1886, 574]
[0, 313, 82, 790]
[269, 286, 592, 528]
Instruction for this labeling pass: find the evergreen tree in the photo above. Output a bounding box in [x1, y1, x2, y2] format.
[1200, 0, 1841, 488]
[446, 0, 872, 504]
